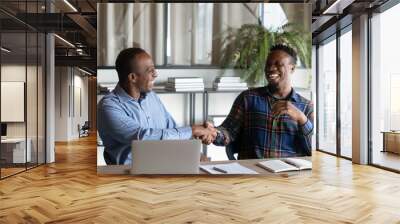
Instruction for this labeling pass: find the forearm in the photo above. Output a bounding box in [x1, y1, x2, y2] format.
[298, 118, 313, 155]
[299, 118, 313, 136]
[134, 126, 193, 141]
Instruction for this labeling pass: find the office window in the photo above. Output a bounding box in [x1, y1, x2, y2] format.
[262, 3, 288, 30]
[371, 3, 400, 171]
[340, 28, 352, 158]
[317, 37, 337, 154]
[167, 3, 214, 65]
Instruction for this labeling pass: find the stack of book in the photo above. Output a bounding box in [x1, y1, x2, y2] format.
[213, 77, 248, 91]
[166, 77, 204, 92]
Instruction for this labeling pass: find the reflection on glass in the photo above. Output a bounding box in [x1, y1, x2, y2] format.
[371, 4, 400, 171]
[318, 37, 337, 154]
[1, 31, 27, 177]
[0, 1, 47, 179]
[340, 29, 352, 158]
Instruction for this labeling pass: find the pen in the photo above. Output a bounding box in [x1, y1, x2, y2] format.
[213, 166, 227, 173]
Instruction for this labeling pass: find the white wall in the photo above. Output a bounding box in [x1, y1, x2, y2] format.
[55, 67, 89, 141]
[1, 64, 46, 163]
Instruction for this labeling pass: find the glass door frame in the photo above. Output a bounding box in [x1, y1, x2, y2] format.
[367, 0, 400, 173]
[315, 24, 353, 161]
[0, 2, 48, 179]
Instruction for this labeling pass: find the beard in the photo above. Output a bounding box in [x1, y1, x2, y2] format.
[267, 82, 279, 93]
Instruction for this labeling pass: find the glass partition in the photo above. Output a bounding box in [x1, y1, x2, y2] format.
[0, 0, 46, 179]
[317, 36, 337, 155]
[0, 26, 28, 178]
[339, 28, 352, 158]
[370, 3, 400, 171]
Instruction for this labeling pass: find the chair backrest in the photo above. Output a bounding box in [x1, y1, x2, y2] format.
[82, 121, 90, 129]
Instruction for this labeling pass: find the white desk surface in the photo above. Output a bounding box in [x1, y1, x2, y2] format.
[97, 157, 312, 176]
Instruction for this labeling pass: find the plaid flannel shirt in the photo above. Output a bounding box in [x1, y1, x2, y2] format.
[214, 87, 313, 159]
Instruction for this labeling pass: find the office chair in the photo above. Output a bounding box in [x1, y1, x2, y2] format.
[78, 121, 90, 138]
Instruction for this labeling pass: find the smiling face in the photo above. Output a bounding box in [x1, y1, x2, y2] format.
[131, 53, 157, 93]
[264, 50, 295, 89]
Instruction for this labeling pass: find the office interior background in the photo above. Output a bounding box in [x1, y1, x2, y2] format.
[0, 0, 399, 223]
[0, 0, 398, 176]
[0, 0, 97, 179]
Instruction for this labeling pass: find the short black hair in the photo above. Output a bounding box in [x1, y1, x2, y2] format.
[115, 47, 147, 82]
[270, 44, 297, 65]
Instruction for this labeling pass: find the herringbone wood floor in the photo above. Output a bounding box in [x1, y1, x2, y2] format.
[1, 135, 400, 223]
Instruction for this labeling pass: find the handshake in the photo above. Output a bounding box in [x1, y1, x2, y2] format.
[191, 121, 217, 145]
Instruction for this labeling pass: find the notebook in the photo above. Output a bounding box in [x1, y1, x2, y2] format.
[282, 158, 312, 170]
[257, 158, 312, 173]
[200, 162, 258, 174]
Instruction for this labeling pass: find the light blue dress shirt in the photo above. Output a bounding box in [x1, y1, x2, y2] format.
[97, 84, 193, 165]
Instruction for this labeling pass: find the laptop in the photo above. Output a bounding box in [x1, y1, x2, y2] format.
[131, 140, 201, 174]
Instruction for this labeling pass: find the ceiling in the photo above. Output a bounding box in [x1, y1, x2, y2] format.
[311, 0, 390, 44]
[0, 0, 97, 74]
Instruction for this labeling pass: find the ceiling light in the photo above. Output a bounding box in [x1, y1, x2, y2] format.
[63, 0, 78, 12]
[54, 34, 75, 48]
[1, 47, 11, 53]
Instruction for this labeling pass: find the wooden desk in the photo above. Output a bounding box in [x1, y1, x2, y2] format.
[97, 157, 312, 176]
[0, 138, 31, 164]
[3, 136, 400, 223]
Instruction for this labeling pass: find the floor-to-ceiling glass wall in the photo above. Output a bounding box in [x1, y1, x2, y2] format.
[0, 2, 28, 177]
[370, 2, 400, 171]
[339, 26, 352, 159]
[0, 0, 46, 179]
[317, 35, 337, 155]
[316, 22, 354, 160]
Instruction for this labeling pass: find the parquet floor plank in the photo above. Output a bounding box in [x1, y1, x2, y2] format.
[0, 135, 399, 223]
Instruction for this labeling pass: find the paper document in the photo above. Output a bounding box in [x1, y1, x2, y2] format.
[199, 165, 225, 174]
[212, 162, 258, 174]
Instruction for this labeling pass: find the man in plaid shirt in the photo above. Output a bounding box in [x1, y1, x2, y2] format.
[204, 44, 313, 159]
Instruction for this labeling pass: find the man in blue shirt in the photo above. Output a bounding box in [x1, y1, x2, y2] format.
[205, 44, 314, 159]
[98, 48, 216, 165]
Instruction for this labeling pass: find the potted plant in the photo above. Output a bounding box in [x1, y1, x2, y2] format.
[219, 23, 311, 87]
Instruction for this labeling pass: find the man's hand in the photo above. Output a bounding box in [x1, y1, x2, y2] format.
[271, 101, 307, 125]
[201, 121, 216, 145]
[192, 122, 217, 144]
